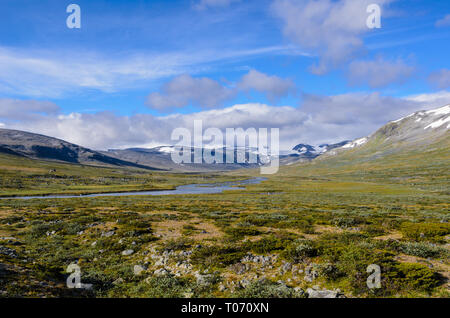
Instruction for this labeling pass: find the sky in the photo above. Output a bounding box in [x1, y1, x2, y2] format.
[0, 0, 449, 150]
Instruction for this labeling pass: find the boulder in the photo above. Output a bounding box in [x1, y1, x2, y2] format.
[121, 249, 134, 256]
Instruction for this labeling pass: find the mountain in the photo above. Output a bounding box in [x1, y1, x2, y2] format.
[0, 128, 161, 170]
[2, 105, 448, 172]
[291, 144, 319, 159]
[282, 104, 450, 190]
[322, 104, 450, 158]
[291, 141, 351, 160]
[103, 146, 267, 172]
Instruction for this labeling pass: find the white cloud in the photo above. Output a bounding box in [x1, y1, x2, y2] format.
[436, 14, 450, 27]
[146, 70, 295, 110]
[0, 45, 302, 98]
[2, 92, 448, 151]
[347, 57, 415, 88]
[147, 74, 235, 110]
[405, 91, 450, 108]
[428, 69, 450, 89]
[238, 70, 295, 102]
[0, 99, 60, 121]
[271, 0, 392, 74]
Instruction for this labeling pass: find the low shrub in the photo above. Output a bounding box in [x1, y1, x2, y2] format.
[224, 227, 262, 239]
[282, 240, 318, 263]
[400, 242, 447, 259]
[235, 279, 305, 298]
[191, 246, 245, 268]
[244, 236, 291, 254]
[394, 263, 441, 291]
[400, 222, 450, 242]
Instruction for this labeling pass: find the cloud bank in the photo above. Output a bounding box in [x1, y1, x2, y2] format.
[1, 91, 448, 151]
[146, 70, 295, 110]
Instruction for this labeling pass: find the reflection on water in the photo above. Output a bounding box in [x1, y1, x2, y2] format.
[2, 177, 267, 200]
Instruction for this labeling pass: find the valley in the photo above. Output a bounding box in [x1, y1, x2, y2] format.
[0, 105, 449, 298]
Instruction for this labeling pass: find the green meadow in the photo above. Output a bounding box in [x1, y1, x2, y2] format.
[0, 142, 448, 298]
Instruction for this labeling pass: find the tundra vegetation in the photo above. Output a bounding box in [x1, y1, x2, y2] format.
[0, 144, 448, 298]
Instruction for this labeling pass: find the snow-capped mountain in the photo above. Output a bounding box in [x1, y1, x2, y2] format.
[103, 145, 275, 172]
[323, 104, 450, 157]
[291, 141, 351, 159]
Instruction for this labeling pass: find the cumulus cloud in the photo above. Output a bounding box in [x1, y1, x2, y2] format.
[2, 91, 448, 151]
[428, 69, 450, 89]
[271, 0, 392, 74]
[347, 57, 415, 88]
[238, 70, 295, 102]
[146, 70, 295, 110]
[147, 74, 235, 110]
[435, 14, 450, 27]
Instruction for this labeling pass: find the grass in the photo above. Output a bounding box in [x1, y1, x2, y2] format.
[0, 136, 449, 298]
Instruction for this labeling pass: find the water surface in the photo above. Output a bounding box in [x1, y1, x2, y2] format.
[1, 177, 267, 200]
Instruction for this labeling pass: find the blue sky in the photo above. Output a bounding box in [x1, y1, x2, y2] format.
[0, 0, 449, 149]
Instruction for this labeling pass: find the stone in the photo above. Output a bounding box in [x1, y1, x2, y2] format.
[102, 231, 115, 238]
[0, 246, 17, 258]
[112, 278, 124, 285]
[230, 263, 247, 275]
[121, 249, 134, 256]
[134, 265, 146, 276]
[195, 273, 214, 286]
[239, 279, 251, 288]
[304, 265, 319, 282]
[306, 287, 340, 298]
[153, 268, 169, 276]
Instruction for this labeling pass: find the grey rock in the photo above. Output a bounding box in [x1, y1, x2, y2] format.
[304, 265, 319, 282]
[102, 230, 115, 238]
[121, 249, 134, 256]
[195, 273, 214, 286]
[0, 246, 17, 258]
[153, 268, 169, 276]
[306, 287, 340, 298]
[133, 265, 146, 276]
[112, 278, 124, 285]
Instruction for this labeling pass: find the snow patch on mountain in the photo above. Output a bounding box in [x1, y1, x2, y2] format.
[424, 116, 450, 129]
[425, 104, 450, 116]
[342, 137, 368, 149]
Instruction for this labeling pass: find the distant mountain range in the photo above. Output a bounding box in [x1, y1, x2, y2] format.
[0, 104, 448, 171]
[0, 129, 161, 170]
[102, 146, 264, 172]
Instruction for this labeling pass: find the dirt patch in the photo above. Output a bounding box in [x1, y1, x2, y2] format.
[374, 232, 403, 240]
[315, 225, 344, 234]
